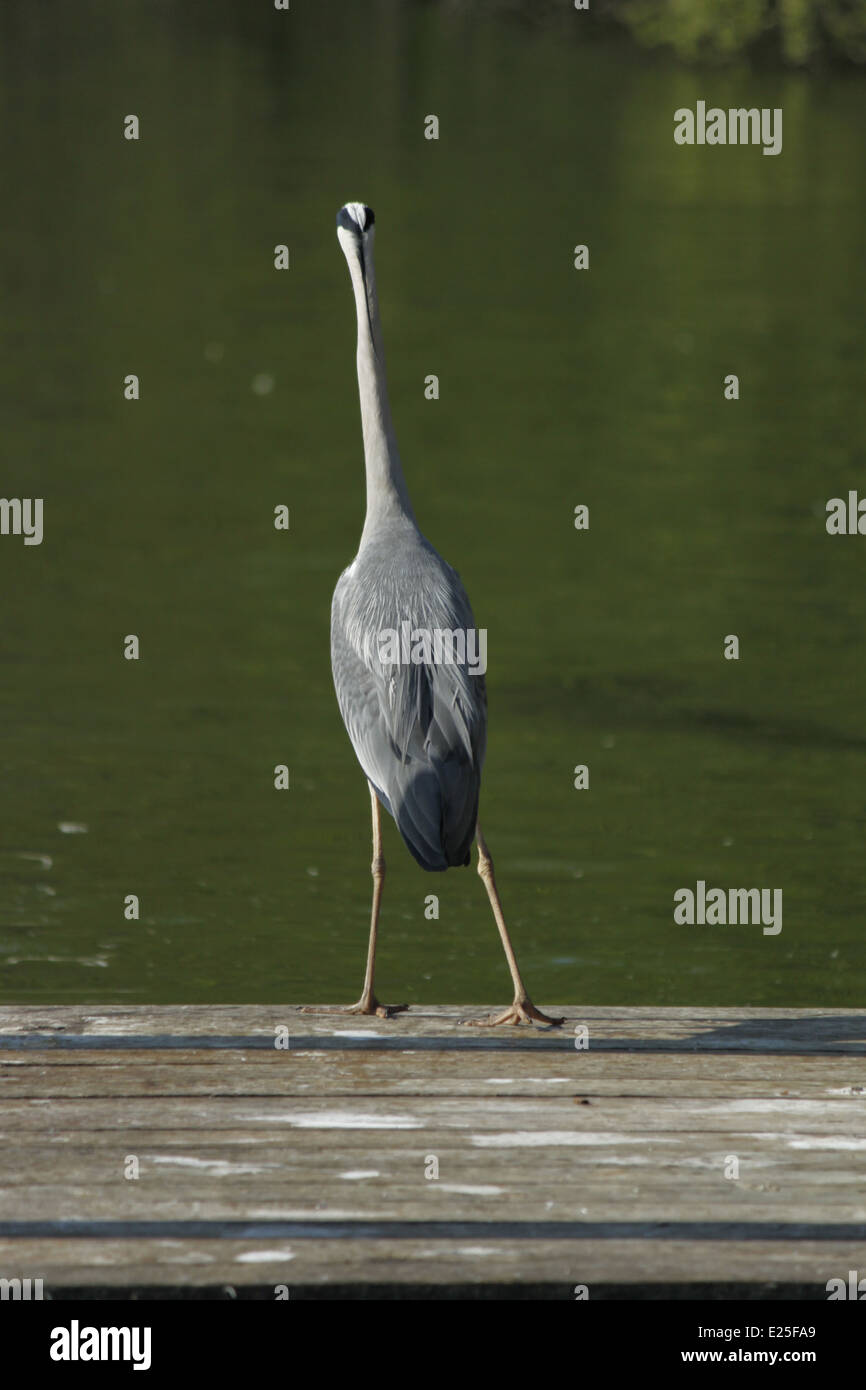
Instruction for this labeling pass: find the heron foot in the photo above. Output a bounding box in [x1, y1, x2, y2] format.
[349, 994, 409, 1019]
[301, 996, 409, 1020]
[462, 998, 564, 1028]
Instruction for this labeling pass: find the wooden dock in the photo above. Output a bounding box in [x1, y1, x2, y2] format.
[1, 1006, 865, 1297]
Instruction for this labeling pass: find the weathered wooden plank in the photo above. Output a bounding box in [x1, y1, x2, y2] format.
[1, 1095, 863, 1136]
[2, 1137, 863, 1174]
[2, 1181, 864, 1224]
[0, 1004, 861, 1026]
[1, 1004, 865, 1051]
[0, 1236, 861, 1289]
[2, 1050, 864, 1098]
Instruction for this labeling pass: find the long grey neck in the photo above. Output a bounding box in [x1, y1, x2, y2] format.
[344, 239, 416, 547]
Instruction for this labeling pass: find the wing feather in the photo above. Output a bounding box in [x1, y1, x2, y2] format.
[331, 532, 486, 871]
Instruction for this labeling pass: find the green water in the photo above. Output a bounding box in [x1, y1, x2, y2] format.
[1, 1, 864, 1007]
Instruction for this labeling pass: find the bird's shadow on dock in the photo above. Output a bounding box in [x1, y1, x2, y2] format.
[650, 1014, 866, 1057]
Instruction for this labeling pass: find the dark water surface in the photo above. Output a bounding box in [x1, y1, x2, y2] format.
[1, 2, 864, 1006]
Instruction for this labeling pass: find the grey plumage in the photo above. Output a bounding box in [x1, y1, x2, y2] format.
[331, 202, 486, 871]
[331, 521, 486, 870]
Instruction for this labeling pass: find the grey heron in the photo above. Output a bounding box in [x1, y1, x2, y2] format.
[317, 201, 562, 1028]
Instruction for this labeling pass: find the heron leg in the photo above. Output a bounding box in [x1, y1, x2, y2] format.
[302, 783, 407, 1019]
[349, 783, 408, 1017]
[464, 823, 564, 1028]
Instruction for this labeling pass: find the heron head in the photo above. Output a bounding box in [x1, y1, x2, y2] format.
[337, 202, 375, 237]
[337, 203, 375, 273]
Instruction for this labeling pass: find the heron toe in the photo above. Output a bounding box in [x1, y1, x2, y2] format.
[349, 995, 409, 1019]
[463, 998, 565, 1028]
[301, 998, 409, 1019]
